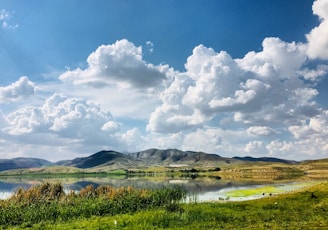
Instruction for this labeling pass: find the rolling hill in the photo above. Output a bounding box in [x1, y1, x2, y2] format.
[0, 158, 52, 172]
[232, 156, 299, 164]
[129, 149, 240, 166]
[58, 150, 142, 169]
[57, 148, 294, 170]
[0, 149, 305, 173]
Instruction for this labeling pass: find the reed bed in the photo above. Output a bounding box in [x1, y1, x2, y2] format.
[0, 182, 186, 228]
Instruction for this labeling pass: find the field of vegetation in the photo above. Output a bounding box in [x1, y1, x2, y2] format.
[0, 181, 327, 229]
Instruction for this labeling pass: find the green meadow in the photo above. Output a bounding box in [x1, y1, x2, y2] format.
[0, 181, 327, 229]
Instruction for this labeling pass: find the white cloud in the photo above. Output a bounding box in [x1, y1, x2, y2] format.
[247, 126, 277, 136]
[59, 39, 171, 89]
[266, 140, 294, 156]
[263, 110, 328, 159]
[0, 76, 36, 103]
[306, 0, 328, 59]
[66, 85, 162, 120]
[181, 128, 222, 153]
[298, 65, 328, 81]
[244, 141, 267, 155]
[313, 0, 328, 20]
[265, 138, 328, 160]
[148, 37, 319, 134]
[121, 128, 146, 152]
[0, 9, 18, 29]
[0, 85, 160, 159]
[237, 37, 307, 78]
[288, 110, 328, 140]
[3, 93, 121, 147]
[0, 9, 9, 20]
[146, 73, 204, 133]
[180, 128, 248, 157]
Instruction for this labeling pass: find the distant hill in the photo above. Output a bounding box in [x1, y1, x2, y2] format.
[181, 151, 236, 165]
[232, 156, 299, 164]
[58, 150, 141, 169]
[0, 158, 53, 172]
[56, 148, 235, 170]
[0, 166, 83, 175]
[130, 149, 240, 166]
[0, 149, 303, 173]
[130, 149, 189, 164]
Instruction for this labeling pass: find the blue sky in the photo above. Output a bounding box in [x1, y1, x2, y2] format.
[0, 0, 328, 161]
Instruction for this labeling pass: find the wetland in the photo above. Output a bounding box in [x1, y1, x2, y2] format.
[0, 173, 322, 202]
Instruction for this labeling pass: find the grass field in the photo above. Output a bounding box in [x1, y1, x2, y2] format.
[0, 181, 327, 229]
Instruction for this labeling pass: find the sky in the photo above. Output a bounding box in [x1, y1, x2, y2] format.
[0, 0, 328, 162]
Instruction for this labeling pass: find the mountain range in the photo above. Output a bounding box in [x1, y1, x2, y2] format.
[0, 149, 302, 172]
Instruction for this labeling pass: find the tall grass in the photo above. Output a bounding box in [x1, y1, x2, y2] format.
[0, 182, 186, 228]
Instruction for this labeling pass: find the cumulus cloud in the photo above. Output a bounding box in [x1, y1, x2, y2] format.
[148, 37, 319, 133]
[306, 0, 328, 59]
[3, 93, 121, 147]
[244, 141, 267, 155]
[298, 65, 328, 81]
[0, 76, 36, 103]
[266, 140, 294, 156]
[147, 73, 205, 133]
[121, 128, 145, 152]
[247, 126, 277, 136]
[181, 128, 222, 153]
[238, 37, 307, 78]
[288, 110, 328, 140]
[260, 110, 328, 159]
[59, 39, 170, 89]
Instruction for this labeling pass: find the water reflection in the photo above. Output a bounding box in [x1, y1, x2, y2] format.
[0, 174, 319, 201]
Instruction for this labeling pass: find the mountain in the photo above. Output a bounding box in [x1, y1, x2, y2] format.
[0, 158, 53, 172]
[56, 148, 236, 170]
[232, 156, 299, 164]
[0, 149, 301, 173]
[130, 148, 189, 164]
[130, 149, 240, 166]
[181, 151, 236, 165]
[58, 150, 141, 169]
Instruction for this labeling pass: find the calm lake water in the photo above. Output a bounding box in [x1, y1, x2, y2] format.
[0, 175, 322, 201]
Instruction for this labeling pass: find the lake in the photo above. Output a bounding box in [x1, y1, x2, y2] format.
[0, 175, 323, 201]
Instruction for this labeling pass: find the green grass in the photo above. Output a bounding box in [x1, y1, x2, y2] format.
[225, 185, 284, 197]
[224, 181, 321, 198]
[2, 181, 328, 229]
[26, 182, 328, 229]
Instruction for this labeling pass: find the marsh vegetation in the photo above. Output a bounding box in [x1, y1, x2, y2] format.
[0, 182, 186, 228]
[0, 181, 327, 229]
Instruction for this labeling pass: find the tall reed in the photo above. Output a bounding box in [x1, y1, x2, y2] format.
[0, 182, 186, 228]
